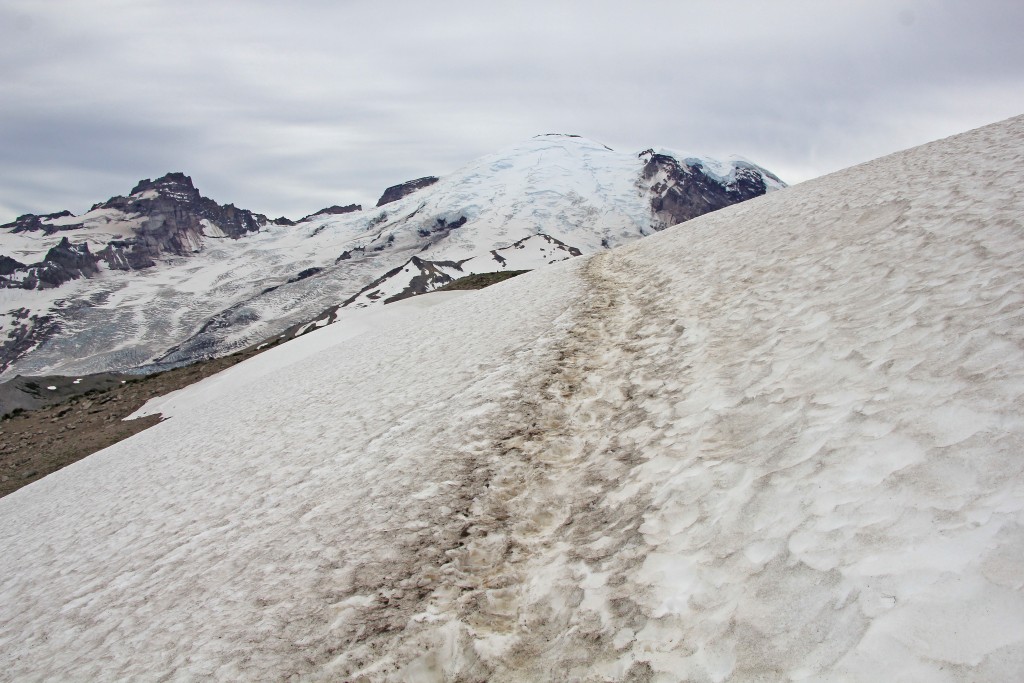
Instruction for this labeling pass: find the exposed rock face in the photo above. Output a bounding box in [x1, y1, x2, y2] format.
[31, 238, 100, 288]
[298, 204, 362, 222]
[126, 173, 267, 240]
[93, 173, 268, 268]
[5, 211, 73, 234]
[341, 233, 583, 309]
[1, 172, 272, 285]
[342, 254, 469, 306]
[639, 150, 784, 229]
[0, 308, 58, 375]
[2, 238, 100, 290]
[0, 255, 25, 276]
[375, 177, 439, 207]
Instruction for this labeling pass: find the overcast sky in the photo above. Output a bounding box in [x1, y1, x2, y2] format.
[1, 0, 1022, 223]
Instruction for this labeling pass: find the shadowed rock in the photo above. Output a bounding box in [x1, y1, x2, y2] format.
[640, 150, 784, 229]
[375, 177, 439, 207]
[298, 204, 362, 222]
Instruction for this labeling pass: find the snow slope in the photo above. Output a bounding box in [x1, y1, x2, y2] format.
[1, 115, 1022, 681]
[127, 291, 473, 421]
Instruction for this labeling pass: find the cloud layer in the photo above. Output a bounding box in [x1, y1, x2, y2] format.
[1, 0, 1022, 222]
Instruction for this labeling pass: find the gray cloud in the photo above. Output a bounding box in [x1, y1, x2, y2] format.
[1, 0, 1022, 223]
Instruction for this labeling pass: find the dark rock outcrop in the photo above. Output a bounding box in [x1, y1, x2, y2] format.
[288, 267, 322, 283]
[298, 204, 362, 222]
[1, 238, 101, 290]
[34, 237, 100, 288]
[2, 211, 73, 234]
[112, 172, 267, 242]
[0, 255, 25, 276]
[342, 255, 468, 306]
[416, 215, 467, 242]
[0, 309, 59, 374]
[375, 177, 438, 207]
[336, 246, 365, 262]
[640, 150, 784, 229]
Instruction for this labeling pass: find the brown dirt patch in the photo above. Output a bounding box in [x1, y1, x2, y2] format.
[436, 270, 530, 291]
[0, 339, 286, 499]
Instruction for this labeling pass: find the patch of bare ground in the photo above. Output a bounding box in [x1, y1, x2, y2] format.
[436, 270, 531, 291]
[0, 339, 288, 498]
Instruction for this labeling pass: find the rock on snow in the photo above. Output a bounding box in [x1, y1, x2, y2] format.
[1, 115, 1023, 681]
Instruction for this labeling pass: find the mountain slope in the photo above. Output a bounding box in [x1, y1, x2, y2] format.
[2, 115, 1022, 680]
[0, 136, 781, 378]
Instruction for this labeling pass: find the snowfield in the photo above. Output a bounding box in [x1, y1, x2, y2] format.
[126, 291, 475, 421]
[1, 115, 1023, 681]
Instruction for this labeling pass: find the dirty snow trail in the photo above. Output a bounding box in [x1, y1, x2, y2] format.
[358, 252, 678, 680]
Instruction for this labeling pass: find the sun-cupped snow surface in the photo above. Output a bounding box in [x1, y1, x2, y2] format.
[2, 115, 1024, 681]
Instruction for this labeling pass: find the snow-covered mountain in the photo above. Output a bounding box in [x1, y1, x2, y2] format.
[0, 135, 782, 378]
[1, 115, 1021, 681]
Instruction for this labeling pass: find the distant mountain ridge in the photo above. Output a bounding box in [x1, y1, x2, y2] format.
[1, 172, 281, 286]
[0, 135, 784, 377]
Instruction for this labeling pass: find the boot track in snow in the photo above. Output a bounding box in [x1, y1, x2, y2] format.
[335, 251, 689, 681]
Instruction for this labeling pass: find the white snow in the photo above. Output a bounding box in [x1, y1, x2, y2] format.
[199, 218, 227, 238]
[1, 115, 1023, 680]
[128, 291, 473, 420]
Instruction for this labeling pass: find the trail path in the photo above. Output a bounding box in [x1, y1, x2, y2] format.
[356, 251, 679, 681]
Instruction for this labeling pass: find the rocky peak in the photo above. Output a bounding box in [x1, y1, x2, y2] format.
[128, 172, 200, 201]
[102, 172, 269, 259]
[1, 172, 274, 287]
[375, 177, 438, 207]
[5, 237, 101, 290]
